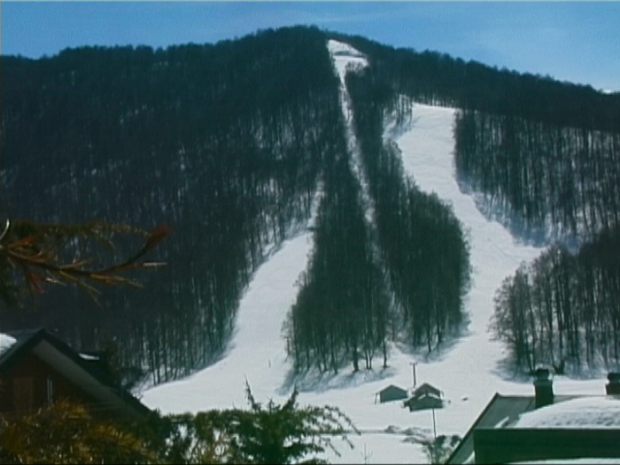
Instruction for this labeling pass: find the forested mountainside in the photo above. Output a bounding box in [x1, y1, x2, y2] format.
[1, 26, 619, 383]
[332, 32, 620, 246]
[1, 27, 343, 384]
[328, 32, 620, 374]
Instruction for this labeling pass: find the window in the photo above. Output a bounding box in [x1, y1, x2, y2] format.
[46, 377, 54, 406]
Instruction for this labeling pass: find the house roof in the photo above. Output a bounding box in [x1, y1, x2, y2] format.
[413, 382, 441, 396]
[446, 393, 584, 464]
[0, 328, 151, 419]
[405, 391, 443, 409]
[447, 394, 535, 464]
[378, 384, 408, 394]
[513, 396, 620, 429]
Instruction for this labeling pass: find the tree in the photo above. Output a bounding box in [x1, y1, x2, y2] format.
[420, 434, 461, 464]
[0, 218, 169, 305]
[0, 400, 157, 464]
[164, 382, 359, 464]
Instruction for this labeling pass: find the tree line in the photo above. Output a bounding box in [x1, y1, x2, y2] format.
[454, 110, 620, 245]
[284, 47, 470, 375]
[328, 31, 620, 132]
[347, 71, 470, 354]
[492, 225, 620, 374]
[286, 137, 391, 374]
[324, 31, 620, 377]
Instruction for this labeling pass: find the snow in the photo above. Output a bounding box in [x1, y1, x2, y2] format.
[327, 39, 367, 85]
[142, 40, 612, 464]
[142, 225, 317, 412]
[0, 333, 16, 355]
[513, 396, 620, 429]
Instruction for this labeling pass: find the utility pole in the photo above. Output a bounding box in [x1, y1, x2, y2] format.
[410, 361, 417, 388]
[362, 443, 373, 464]
[432, 408, 437, 439]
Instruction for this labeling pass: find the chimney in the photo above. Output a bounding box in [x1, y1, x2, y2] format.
[606, 372, 620, 395]
[534, 367, 553, 408]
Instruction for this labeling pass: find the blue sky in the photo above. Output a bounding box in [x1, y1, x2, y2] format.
[2, 2, 619, 91]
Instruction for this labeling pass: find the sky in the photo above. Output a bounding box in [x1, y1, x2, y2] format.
[2, 2, 620, 92]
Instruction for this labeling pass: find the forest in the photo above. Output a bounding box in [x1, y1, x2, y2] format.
[3, 24, 619, 382]
[492, 225, 620, 374]
[285, 55, 471, 374]
[1, 27, 344, 384]
[331, 32, 620, 374]
[454, 110, 620, 245]
[2, 26, 471, 383]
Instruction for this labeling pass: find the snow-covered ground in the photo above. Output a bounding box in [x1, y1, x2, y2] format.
[142, 41, 612, 463]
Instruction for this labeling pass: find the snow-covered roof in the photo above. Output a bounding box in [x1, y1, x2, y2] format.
[378, 384, 407, 393]
[513, 396, 620, 429]
[0, 333, 16, 356]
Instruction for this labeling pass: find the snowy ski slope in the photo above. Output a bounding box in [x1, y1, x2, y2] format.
[142, 41, 609, 463]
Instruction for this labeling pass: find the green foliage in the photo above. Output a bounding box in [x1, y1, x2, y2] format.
[0, 384, 357, 464]
[420, 434, 461, 464]
[160, 382, 358, 464]
[0, 401, 156, 464]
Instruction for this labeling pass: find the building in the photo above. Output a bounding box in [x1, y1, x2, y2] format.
[0, 328, 150, 420]
[447, 369, 620, 464]
[403, 382, 444, 411]
[404, 391, 443, 411]
[412, 382, 442, 399]
[376, 384, 408, 403]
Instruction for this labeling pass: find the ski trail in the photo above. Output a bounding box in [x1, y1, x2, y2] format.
[383, 103, 543, 424]
[142, 43, 609, 464]
[327, 40, 375, 226]
[142, 222, 316, 413]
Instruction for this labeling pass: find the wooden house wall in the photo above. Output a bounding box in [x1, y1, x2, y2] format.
[0, 352, 95, 417]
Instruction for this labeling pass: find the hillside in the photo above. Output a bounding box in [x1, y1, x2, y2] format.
[2, 27, 620, 453]
[143, 42, 610, 463]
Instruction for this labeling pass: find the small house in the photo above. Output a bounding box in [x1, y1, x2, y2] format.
[0, 328, 150, 420]
[403, 382, 444, 411]
[404, 391, 444, 411]
[376, 384, 408, 403]
[413, 382, 442, 399]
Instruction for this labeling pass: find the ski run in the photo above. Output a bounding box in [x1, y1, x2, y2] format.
[142, 40, 608, 463]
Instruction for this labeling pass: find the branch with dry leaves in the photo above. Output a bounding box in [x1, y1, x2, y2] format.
[0, 218, 170, 305]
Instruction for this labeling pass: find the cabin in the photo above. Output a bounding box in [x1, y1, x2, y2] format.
[413, 382, 442, 399]
[0, 328, 150, 420]
[447, 369, 620, 464]
[404, 391, 443, 411]
[403, 382, 444, 411]
[376, 384, 408, 403]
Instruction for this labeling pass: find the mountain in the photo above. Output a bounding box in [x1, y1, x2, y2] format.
[1, 25, 619, 400]
[144, 37, 617, 464]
